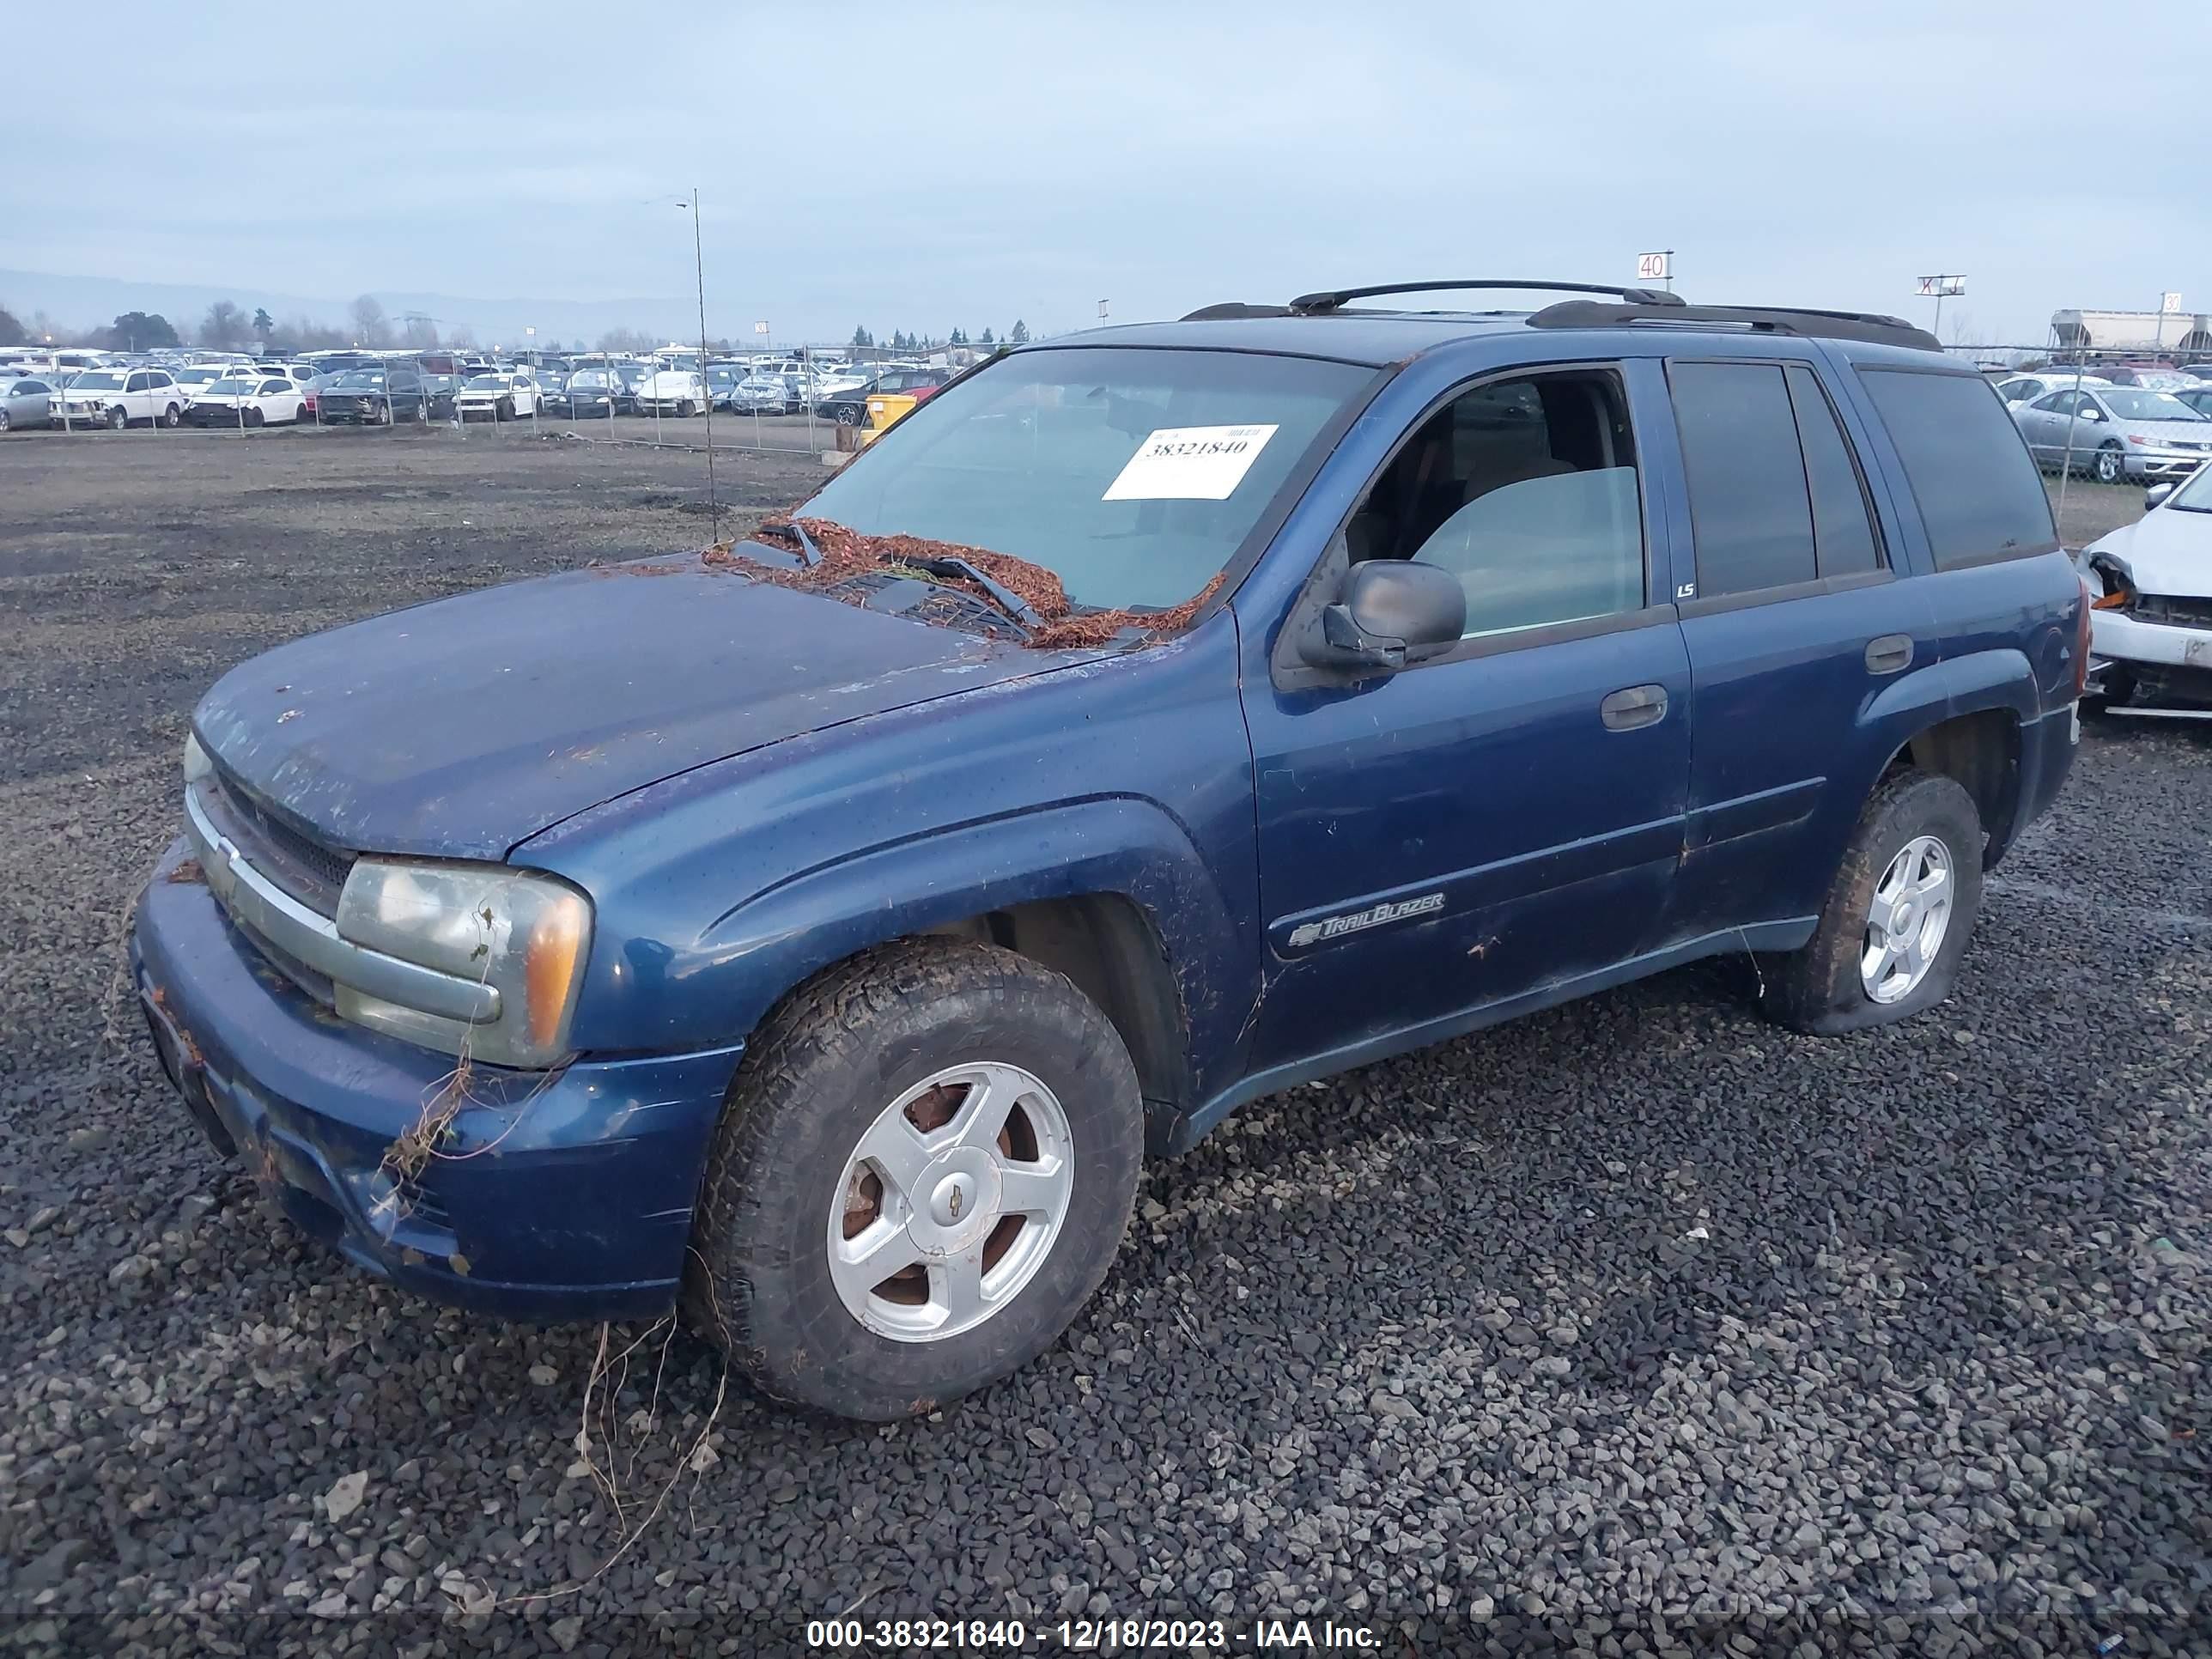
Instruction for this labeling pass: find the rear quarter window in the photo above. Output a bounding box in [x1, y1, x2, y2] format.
[1857, 368, 2057, 569]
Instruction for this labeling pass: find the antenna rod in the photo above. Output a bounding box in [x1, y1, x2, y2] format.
[690, 189, 720, 540]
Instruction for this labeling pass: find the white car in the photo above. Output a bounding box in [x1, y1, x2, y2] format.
[179, 374, 308, 428]
[634, 368, 708, 416]
[170, 364, 240, 403]
[52, 367, 185, 429]
[453, 372, 539, 422]
[2080, 464, 2212, 711]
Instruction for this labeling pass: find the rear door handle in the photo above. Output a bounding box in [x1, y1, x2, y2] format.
[1865, 634, 1914, 675]
[1600, 684, 1668, 731]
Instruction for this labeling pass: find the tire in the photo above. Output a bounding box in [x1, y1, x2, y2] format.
[106, 405, 128, 431]
[374, 401, 392, 427]
[684, 938, 1144, 1421]
[835, 404, 861, 427]
[0, 410, 10, 433]
[161, 404, 181, 428]
[676, 400, 695, 418]
[496, 398, 513, 422]
[2093, 444, 2124, 485]
[246, 407, 264, 428]
[1759, 769, 1984, 1035]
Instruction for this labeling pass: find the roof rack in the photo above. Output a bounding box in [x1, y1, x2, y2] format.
[1528, 299, 1941, 352]
[1285, 281, 1685, 315]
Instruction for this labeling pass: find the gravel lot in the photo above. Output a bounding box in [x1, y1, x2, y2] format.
[1, 431, 2204, 1656]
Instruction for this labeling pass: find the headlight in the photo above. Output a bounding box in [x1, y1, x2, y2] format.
[183, 730, 212, 785]
[335, 860, 592, 1069]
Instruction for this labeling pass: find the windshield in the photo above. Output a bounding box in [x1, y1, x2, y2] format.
[205, 379, 254, 394]
[464, 374, 508, 389]
[178, 368, 225, 383]
[70, 372, 125, 392]
[799, 347, 1370, 610]
[2167, 464, 2212, 512]
[2101, 390, 2205, 422]
[331, 373, 386, 389]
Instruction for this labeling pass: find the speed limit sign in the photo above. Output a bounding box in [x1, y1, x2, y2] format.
[1637, 251, 1672, 282]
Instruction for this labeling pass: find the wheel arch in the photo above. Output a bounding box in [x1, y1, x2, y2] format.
[1878, 706, 2025, 865]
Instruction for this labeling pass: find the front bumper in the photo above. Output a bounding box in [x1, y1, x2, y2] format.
[2092, 608, 2212, 676]
[182, 405, 246, 426]
[2127, 449, 2212, 479]
[131, 836, 741, 1320]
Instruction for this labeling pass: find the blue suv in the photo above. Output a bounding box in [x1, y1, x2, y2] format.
[133, 282, 2087, 1419]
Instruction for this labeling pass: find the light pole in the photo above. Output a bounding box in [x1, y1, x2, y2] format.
[677, 191, 720, 538]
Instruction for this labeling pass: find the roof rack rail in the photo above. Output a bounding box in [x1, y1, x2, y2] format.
[1527, 299, 1941, 352]
[1286, 280, 1686, 315]
[1180, 301, 1296, 321]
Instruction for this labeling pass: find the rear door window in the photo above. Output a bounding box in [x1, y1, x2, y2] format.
[1784, 366, 1882, 577]
[1858, 369, 2058, 568]
[1667, 362, 1816, 598]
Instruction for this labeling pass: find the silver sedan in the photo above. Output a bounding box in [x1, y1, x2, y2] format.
[2012, 385, 2212, 484]
[0, 376, 54, 431]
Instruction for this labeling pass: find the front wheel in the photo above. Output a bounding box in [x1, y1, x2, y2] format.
[2094, 444, 2124, 485]
[1759, 770, 1984, 1034]
[684, 938, 1144, 1421]
[675, 400, 695, 418]
[374, 401, 392, 426]
[161, 404, 181, 428]
[106, 405, 128, 431]
[246, 406, 265, 428]
[835, 404, 861, 427]
[495, 398, 513, 422]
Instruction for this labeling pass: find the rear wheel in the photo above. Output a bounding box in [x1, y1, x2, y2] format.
[684, 938, 1143, 1421]
[835, 404, 861, 427]
[1759, 770, 1984, 1034]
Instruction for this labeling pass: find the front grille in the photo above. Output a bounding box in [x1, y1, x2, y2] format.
[198, 768, 356, 914]
[2135, 592, 2212, 629]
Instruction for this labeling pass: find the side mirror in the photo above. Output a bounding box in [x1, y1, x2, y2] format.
[1302, 561, 1466, 674]
[2145, 481, 2177, 508]
[2077, 407, 2102, 422]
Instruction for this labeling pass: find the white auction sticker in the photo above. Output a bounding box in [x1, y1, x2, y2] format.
[1102, 423, 1279, 501]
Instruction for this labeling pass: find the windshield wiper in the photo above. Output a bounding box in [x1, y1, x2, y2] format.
[754, 520, 822, 566]
[909, 556, 1040, 632]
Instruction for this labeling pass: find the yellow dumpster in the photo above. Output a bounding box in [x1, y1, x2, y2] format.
[859, 392, 920, 446]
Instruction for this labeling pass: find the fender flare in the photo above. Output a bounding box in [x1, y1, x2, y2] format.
[686, 797, 1249, 1094]
[1863, 647, 2036, 774]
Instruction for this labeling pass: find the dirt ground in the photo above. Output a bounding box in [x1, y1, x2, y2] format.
[1, 431, 2203, 1655]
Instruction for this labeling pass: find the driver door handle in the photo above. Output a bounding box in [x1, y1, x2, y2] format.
[1600, 684, 1668, 732]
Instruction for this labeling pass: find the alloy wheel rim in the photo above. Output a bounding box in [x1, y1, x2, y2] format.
[826, 1061, 1074, 1344]
[1861, 834, 1953, 1004]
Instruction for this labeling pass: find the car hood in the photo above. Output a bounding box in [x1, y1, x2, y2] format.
[192, 558, 1077, 862]
[2087, 507, 2212, 596]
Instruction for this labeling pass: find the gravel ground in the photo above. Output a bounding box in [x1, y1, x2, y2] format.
[0, 432, 2205, 1656]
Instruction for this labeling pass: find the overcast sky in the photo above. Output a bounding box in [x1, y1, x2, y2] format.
[9, 0, 2210, 346]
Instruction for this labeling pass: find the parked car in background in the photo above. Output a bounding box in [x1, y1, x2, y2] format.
[544, 368, 634, 417]
[0, 377, 55, 431]
[171, 365, 238, 403]
[2013, 385, 2212, 483]
[634, 368, 708, 416]
[2079, 463, 2212, 709]
[454, 372, 540, 422]
[180, 374, 309, 428]
[814, 368, 952, 426]
[704, 363, 745, 410]
[314, 366, 452, 425]
[1996, 371, 2111, 404]
[52, 368, 185, 429]
[729, 372, 792, 415]
[133, 283, 2085, 1421]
